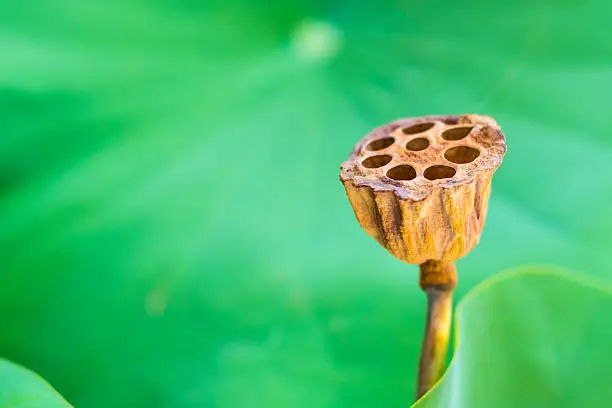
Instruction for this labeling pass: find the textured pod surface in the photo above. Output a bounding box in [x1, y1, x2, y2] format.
[340, 114, 506, 264]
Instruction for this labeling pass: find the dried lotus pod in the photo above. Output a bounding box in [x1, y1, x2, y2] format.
[340, 114, 506, 265]
[339, 114, 506, 400]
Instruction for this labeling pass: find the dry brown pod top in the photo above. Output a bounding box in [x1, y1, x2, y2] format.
[340, 114, 506, 265]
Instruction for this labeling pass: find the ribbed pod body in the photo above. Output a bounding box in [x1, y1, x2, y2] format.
[340, 114, 505, 264]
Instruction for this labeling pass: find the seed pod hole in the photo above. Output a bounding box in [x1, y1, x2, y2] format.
[405, 138, 429, 151]
[362, 155, 392, 168]
[366, 137, 395, 151]
[387, 165, 417, 181]
[441, 117, 459, 125]
[424, 165, 456, 180]
[402, 122, 435, 135]
[444, 146, 480, 164]
[441, 126, 473, 141]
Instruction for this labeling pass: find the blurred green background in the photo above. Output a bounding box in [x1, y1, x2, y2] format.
[1, 0, 612, 407]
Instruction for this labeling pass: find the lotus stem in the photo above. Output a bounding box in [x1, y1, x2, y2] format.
[415, 260, 457, 400]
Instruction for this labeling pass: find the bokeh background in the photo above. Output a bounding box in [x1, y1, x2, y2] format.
[1, 0, 612, 407]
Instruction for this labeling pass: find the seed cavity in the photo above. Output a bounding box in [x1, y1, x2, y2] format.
[362, 155, 392, 168]
[402, 122, 434, 135]
[387, 165, 417, 181]
[424, 165, 456, 180]
[405, 138, 429, 151]
[441, 126, 473, 141]
[444, 146, 480, 164]
[366, 137, 395, 151]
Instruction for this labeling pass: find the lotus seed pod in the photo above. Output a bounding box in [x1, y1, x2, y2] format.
[340, 114, 506, 265]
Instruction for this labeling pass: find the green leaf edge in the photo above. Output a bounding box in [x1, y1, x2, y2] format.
[411, 264, 612, 407]
[0, 358, 73, 407]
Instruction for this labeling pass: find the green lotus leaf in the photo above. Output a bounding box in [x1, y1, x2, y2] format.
[0, 359, 71, 407]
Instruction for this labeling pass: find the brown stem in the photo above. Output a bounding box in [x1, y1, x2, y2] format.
[415, 260, 457, 400]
